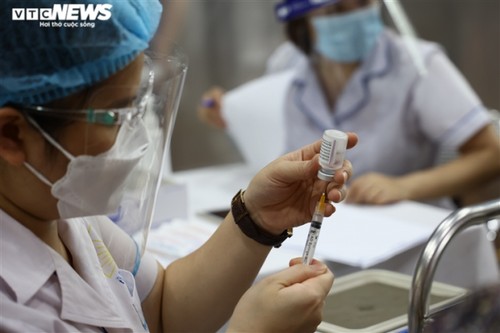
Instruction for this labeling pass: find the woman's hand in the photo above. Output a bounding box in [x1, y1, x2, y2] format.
[226, 258, 334, 333]
[197, 86, 226, 129]
[244, 133, 358, 234]
[346, 172, 410, 205]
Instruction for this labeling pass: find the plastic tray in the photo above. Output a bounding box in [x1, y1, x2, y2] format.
[317, 269, 467, 333]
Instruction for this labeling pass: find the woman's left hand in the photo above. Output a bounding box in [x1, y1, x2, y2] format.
[244, 133, 358, 235]
[346, 172, 410, 205]
[227, 258, 334, 333]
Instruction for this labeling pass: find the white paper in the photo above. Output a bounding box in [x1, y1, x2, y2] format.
[222, 70, 295, 171]
[258, 247, 307, 279]
[166, 163, 255, 214]
[146, 216, 218, 267]
[284, 202, 451, 268]
[152, 181, 188, 226]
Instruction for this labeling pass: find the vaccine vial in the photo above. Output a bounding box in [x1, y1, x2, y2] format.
[317, 130, 348, 181]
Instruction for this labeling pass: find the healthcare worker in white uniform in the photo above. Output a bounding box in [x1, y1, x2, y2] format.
[0, 1, 357, 332]
[199, 0, 500, 208]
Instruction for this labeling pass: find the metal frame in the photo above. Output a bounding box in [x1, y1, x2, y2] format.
[408, 199, 500, 332]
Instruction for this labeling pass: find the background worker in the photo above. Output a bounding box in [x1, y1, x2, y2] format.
[198, 0, 500, 208]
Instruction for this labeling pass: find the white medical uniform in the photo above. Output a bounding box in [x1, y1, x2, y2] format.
[283, 29, 491, 206]
[0, 209, 158, 333]
[265, 41, 307, 74]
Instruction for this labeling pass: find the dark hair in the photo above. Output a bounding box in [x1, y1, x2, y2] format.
[285, 17, 313, 56]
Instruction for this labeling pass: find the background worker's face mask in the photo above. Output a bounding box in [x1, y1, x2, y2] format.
[276, 0, 427, 74]
[311, 2, 384, 63]
[21, 49, 188, 255]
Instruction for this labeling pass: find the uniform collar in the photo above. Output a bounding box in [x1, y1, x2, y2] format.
[0, 209, 56, 304]
[334, 29, 394, 123]
[290, 28, 394, 127]
[56, 217, 130, 328]
[0, 210, 132, 329]
[290, 61, 334, 132]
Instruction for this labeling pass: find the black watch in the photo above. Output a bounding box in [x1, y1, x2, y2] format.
[231, 190, 292, 248]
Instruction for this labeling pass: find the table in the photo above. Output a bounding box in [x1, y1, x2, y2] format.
[149, 163, 499, 290]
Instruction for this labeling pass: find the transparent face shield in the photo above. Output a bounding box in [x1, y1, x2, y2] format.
[110, 47, 188, 255]
[308, 0, 426, 96]
[20, 45, 188, 256]
[382, 0, 426, 75]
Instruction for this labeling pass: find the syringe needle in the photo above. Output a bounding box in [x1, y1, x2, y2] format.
[302, 193, 326, 265]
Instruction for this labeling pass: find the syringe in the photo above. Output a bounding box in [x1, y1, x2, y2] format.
[302, 193, 326, 265]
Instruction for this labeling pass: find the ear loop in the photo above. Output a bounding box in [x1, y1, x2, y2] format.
[23, 116, 76, 187]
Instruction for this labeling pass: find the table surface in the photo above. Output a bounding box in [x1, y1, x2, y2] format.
[148, 163, 500, 289]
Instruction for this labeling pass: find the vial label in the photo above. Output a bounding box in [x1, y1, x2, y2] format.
[320, 139, 337, 166]
[317, 130, 347, 181]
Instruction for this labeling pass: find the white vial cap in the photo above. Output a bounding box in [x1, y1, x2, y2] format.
[317, 130, 348, 181]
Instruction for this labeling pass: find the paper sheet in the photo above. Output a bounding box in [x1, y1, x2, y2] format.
[284, 202, 449, 268]
[222, 70, 295, 171]
[151, 181, 188, 226]
[146, 216, 218, 267]
[145, 216, 305, 276]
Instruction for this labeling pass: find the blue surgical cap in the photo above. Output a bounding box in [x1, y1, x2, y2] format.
[0, 0, 162, 107]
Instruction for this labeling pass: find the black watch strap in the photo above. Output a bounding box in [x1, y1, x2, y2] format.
[231, 190, 292, 248]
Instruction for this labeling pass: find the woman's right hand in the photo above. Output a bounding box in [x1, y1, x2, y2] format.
[243, 135, 357, 235]
[197, 86, 226, 129]
[226, 258, 334, 333]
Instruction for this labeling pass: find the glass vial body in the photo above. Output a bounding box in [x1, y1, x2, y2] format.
[317, 130, 348, 181]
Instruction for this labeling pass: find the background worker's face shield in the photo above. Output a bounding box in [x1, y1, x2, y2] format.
[22, 45, 188, 255]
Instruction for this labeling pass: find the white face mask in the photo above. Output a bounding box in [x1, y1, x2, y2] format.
[24, 118, 150, 219]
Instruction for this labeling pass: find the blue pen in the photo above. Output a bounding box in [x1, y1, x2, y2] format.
[201, 98, 216, 108]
